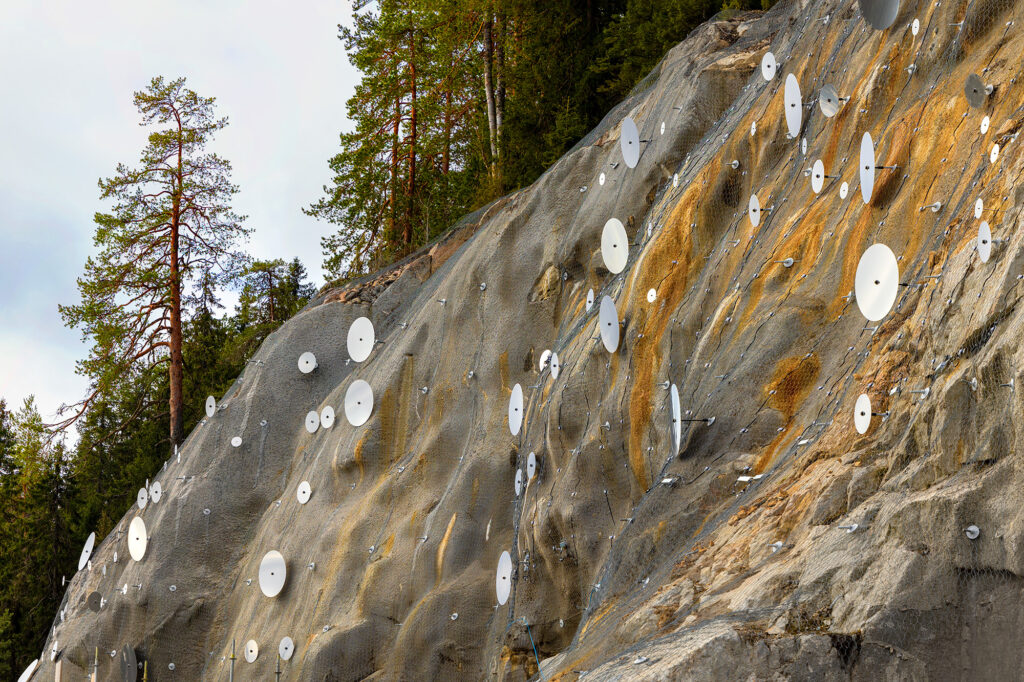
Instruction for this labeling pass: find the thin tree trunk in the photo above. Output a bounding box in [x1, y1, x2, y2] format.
[390, 95, 400, 246]
[494, 12, 505, 161]
[405, 27, 417, 247]
[443, 86, 452, 175]
[168, 133, 185, 448]
[482, 17, 498, 172]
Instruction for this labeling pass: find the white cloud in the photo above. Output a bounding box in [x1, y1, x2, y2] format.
[0, 0, 358, 421]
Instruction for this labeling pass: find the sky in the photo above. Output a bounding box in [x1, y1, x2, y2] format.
[0, 1, 358, 424]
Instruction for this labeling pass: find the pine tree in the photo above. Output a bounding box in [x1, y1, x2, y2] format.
[59, 76, 250, 449]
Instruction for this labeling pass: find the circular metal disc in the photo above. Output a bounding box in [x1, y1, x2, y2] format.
[761, 52, 777, 81]
[991, 143, 1000, 164]
[87, 590, 103, 613]
[321, 405, 335, 429]
[854, 393, 872, 434]
[344, 380, 374, 427]
[550, 352, 560, 380]
[298, 352, 317, 374]
[527, 451, 537, 480]
[978, 221, 993, 262]
[859, 133, 876, 205]
[964, 73, 987, 108]
[598, 296, 620, 353]
[205, 396, 216, 418]
[347, 317, 375, 362]
[601, 218, 629, 274]
[539, 350, 551, 372]
[911, 18, 919, 35]
[975, 198, 984, 219]
[647, 289, 656, 303]
[231, 436, 242, 448]
[819, 84, 842, 117]
[748, 193, 762, 227]
[128, 516, 147, 562]
[801, 137, 808, 156]
[514, 469, 523, 497]
[599, 172, 606, 186]
[855, 243, 899, 321]
[508, 383, 524, 436]
[120, 645, 137, 682]
[670, 383, 681, 455]
[258, 550, 287, 597]
[858, 0, 900, 30]
[78, 531, 96, 570]
[620, 117, 640, 168]
[297, 481, 312, 504]
[586, 289, 595, 312]
[496, 551, 513, 605]
[673, 173, 679, 187]
[840, 182, 849, 199]
[981, 116, 990, 134]
[16, 660, 38, 682]
[137, 487, 148, 510]
[279, 637, 295, 661]
[304, 410, 320, 434]
[244, 640, 259, 663]
[149, 481, 162, 503]
[750, 121, 757, 137]
[811, 159, 826, 194]
[784, 74, 802, 138]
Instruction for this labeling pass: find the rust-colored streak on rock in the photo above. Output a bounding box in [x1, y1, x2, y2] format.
[435, 513, 458, 587]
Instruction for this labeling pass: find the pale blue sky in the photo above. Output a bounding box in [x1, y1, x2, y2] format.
[0, 1, 357, 423]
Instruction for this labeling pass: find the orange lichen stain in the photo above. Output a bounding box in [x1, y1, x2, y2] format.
[379, 355, 414, 467]
[655, 520, 667, 544]
[765, 354, 820, 417]
[470, 477, 479, 508]
[353, 432, 368, 483]
[381, 532, 395, 557]
[435, 513, 458, 586]
[499, 351, 510, 392]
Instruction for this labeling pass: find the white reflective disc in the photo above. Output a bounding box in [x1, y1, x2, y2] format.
[670, 384, 681, 455]
[598, 296, 620, 353]
[305, 410, 320, 434]
[586, 288, 595, 312]
[749, 193, 762, 227]
[539, 350, 551, 372]
[258, 550, 287, 597]
[205, 396, 216, 418]
[527, 451, 537, 480]
[231, 436, 242, 448]
[854, 393, 872, 434]
[854, 243, 899, 321]
[911, 18, 920, 35]
[137, 487, 148, 510]
[859, 133, 875, 204]
[784, 74, 802, 139]
[298, 352, 317, 374]
[78, 532, 96, 571]
[978, 221, 993, 263]
[344, 380, 374, 426]
[647, 289, 657, 303]
[347, 317, 375, 362]
[244, 640, 259, 663]
[840, 182, 849, 199]
[279, 637, 295, 661]
[496, 551, 513, 605]
[296, 481, 312, 504]
[128, 516, 147, 562]
[621, 117, 640, 168]
[514, 469, 523, 497]
[601, 218, 629, 274]
[991, 144, 1000, 164]
[550, 352, 560, 379]
[149, 481, 162, 503]
[811, 159, 826, 194]
[981, 116, 990, 134]
[508, 384, 524, 436]
[761, 52, 777, 81]
[320, 405, 335, 429]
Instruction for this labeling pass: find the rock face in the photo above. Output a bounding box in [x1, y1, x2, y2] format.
[38, 0, 1024, 680]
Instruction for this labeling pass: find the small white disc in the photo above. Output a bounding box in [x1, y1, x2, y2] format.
[244, 640, 259, 663]
[258, 550, 287, 597]
[840, 182, 849, 199]
[321, 405, 335, 429]
[586, 289, 595, 312]
[854, 243, 899, 321]
[305, 410, 320, 434]
[811, 159, 826, 194]
[344, 380, 374, 426]
[750, 121, 757, 137]
[660, 121, 666, 135]
[279, 637, 295, 661]
[854, 393, 872, 434]
[205, 396, 216, 418]
[670, 384, 681, 455]
[978, 221, 993, 263]
[496, 551, 513, 605]
[784, 74, 802, 139]
[601, 218, 629, 274]
[647, 288, 657, 303]
[149, 481, 162, 503]
[347, 317, 375, 362]
[974, 198, 984, 219]
[672, 173, 679, 187]
[749, 193, 762, 227]
[137, 487, 148, 510]
[981, 116, 990, 134]
[527, 451, 537, 480]
[911, 18, 919, 35]
[231, 436, 242, 448]
[761, 52, 777, 81]
[621, 117, 640, 168]
[508, 384, 524, 436]
[991, 144, 1000, 164]
[297, 481, 312, 504]
[859, 132, 876, 205]
[298, 351, 317, 374]
[598, 296, 620, 353]
[514, 469, 523, 497]
[550, 352, 560, 379]
[128, 516, 147, 562]
[539, 350, 551, 372]
[801, 137, 808, 156]
[78, 532, 96, 571]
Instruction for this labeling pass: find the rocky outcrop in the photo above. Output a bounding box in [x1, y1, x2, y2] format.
[37, 0, 1024, 680]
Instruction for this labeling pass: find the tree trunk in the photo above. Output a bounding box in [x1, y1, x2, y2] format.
[390, 95, 400, 246]
[168, 138, 185, 448]
[494, 11, 505, 161]
[482, 17, 498, 173]
[405, 27, 417, 247]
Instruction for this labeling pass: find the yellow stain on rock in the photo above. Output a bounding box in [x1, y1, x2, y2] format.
[435, 513, 458, 587]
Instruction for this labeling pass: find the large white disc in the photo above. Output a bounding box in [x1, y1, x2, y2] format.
[304, 410, 320, 434]
[128, 516, 147, 562]
[911, 18, 920, 35]
[819, 84, 842, 117]
[527, 451, 537, 480]
[978, 221, 993, 263]
[811, 159, 826, 194]
[784, 74, 802, 138]
[320, 405, 335, 429]
[514, 469, 523, 497]
[244, 640, 259, 663]
[601, 218, 629, 274]
[296, 481, 312, 504]
[78, 531, 96, 571]
[670, 383, 682, 455]
[550, 352, 560, 379]
[854, 393, 872, 434]
[258, 550, 287, 597]
[149, 481, 162, 503]
[347, 317, 375, 362]
[496, 550, 513, 605]
[279, 637, 295, 661]
[205, 396, 216, 418]
[859, 0, 900, 30]
[344, 380, 374, 426]
[621, 117, 640, 168]
[859, 133, 876, 205]
[298, 352, 317, 374]
[749, 193, 762, 227]
[854, 244, 899, 321]
[137, 487, 148, 510]
[761, 52, 777, 81]
[508, 384, 524, 436]
[598, 296, 620, 353]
